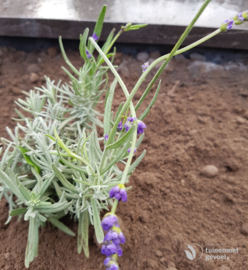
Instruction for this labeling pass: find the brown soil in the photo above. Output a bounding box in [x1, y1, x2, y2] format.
[0, 46, 248, 270]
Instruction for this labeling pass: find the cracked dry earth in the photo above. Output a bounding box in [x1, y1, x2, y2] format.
[0, 46, 248, 270]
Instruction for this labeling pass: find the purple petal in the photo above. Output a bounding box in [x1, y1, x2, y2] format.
[120, 189, 128, 202]
[117, 121, 123, 130]
[115, 192, 121, 200]
[104, 257, 111, 266]
[119, 232, 126, 244]
[116, 245, 123, 257]
[92, 33, 99, 41]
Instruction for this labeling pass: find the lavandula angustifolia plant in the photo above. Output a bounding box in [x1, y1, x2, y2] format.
[0, 2, 247, 269]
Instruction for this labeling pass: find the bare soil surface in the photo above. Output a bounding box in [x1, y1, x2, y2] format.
[0, 46, 248, 270]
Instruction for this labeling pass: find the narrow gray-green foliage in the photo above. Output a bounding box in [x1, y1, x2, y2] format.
[0, 1, 240, 268]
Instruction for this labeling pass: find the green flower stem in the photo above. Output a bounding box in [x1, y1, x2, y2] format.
[111, 199, 118, 214]
[135, 28, 221, 110]
[105, 29, 123, 55]
[132, 0, 212, 106]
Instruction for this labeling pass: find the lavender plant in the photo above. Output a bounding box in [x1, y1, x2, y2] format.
[0, 1, 247, 269]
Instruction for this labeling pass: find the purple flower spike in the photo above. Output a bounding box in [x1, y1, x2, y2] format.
[86, 50, 92, 58]
[92, 33, 99, 41]
[117, 121, 123, 131]
[142, 62, 149, 72]
[104, 134, 109, 142]
[137, 120, 147, 134]
[101, 214, 118, 231]
[128, 148, 136, 154]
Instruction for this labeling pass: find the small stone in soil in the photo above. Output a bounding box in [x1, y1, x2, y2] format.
[225, 158, 240, 172]
[48, 47, 58, 58]
[27, 63, 41, 73]
[30, 73, 39, 83]
[201, 165, 218, 178]
[236, 116, 246, 125]
[137, 52, 149, 62]
[240, 223, 248, 236]
[155, 250, 163, 257]
[189, 129, 198, 135]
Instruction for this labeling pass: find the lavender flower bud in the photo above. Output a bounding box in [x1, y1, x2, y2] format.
[92, 33, 99, 41]
[117, 121, 123, 131]
[124, 117, 137, 132]
[107, 262, 119, 270]
[220, 19, 234, 32]
[101, 213, 118, 231]
[101, 242, 118, 257]
[234, 12, 245, 25]
[104, 134, 109, 142]
[142, 62, 149, 72]
[109, 184, 128, 202]
[86, 50, 92, 58]
[116, 245, 123, 257]
[104, 227, 126, 245]
[137, 120, 147, 134]
[242, 10, 248, 20]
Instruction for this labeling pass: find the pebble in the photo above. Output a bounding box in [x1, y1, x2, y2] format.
[174, 54, 186, 61]
[190, 52, 206, 61]
[243, 111, 248, 120]
[168, 262, 176, 268]
[225, 158, 240, 172]
[201, 165, 218, 178]
[240, 223, 248, 236]
[117, 62, 129, 78]
[197, 116, 207, 124]
[139, 211, 149, 223]
[30, 73, 39, 83]
[155, 250, 163, 257]
[48, 47, 58, 58]
[137, 52, 149, 62]
[236, 116, 246, 125]
[150, 51, 161, 59]
[220, 266, 231, 270]
[27, 63, 41, 73]
[189, 129, 198, 135]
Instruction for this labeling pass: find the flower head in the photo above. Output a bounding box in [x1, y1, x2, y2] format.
[109, 184, 127, 202]
[137, 120, 147, 134]
[124, 117, 137, 132]
[92, 33, 99, 41]
[101, 213, 118, 231]
[142, 62, 149, 72]
[86, 50, 92, 58]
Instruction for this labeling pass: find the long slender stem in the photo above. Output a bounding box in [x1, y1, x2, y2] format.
[135, 28, 221, 110]
[132, 0, 212, 106]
